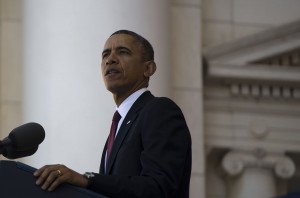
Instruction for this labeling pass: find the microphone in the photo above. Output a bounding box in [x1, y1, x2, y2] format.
[1, 147, 39, 159]
[0, 122, 45, 159]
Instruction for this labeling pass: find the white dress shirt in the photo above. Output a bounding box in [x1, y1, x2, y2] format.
[115, 88, 147, 137]
[105, 88, 147, 171]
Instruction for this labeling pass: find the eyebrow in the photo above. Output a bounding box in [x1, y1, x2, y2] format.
[102, 45, 132, 56]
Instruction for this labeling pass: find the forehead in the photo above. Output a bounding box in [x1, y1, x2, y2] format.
[103, 34, 139, 49]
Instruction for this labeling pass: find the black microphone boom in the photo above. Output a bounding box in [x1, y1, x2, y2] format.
[0, 122, 45, 159]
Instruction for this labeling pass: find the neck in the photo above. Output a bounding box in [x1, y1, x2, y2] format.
[113, 89, 139, 107]
[113, 94, 128, 107]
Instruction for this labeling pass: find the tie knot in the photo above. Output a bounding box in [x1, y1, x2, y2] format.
[112, 111, 121, 122]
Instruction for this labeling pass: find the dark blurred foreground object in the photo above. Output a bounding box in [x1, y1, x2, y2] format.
[277, 192, 300, 198]
[0, 160, 107, 198]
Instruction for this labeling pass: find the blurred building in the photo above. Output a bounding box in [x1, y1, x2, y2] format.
[0, 0, 299, 198]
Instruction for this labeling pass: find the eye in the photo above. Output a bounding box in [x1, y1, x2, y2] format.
[117, 46, 131, 55]
[119, 50, 129, 55]
[102, 52, 108, 59]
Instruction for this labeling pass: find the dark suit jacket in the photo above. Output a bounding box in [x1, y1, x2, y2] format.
[88, 91, 192, 198]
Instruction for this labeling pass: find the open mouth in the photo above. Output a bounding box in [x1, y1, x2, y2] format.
[105, 69, 120, 76]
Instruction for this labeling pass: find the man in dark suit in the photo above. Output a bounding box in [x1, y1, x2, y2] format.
[34, 30, 192, 198]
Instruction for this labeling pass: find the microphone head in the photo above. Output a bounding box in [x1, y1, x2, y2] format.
[8, 122, 45, 151]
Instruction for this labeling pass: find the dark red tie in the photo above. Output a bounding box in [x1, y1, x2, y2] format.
[106, 111, 121, 163]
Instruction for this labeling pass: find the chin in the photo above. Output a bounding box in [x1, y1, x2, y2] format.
[106, 86, 120, 94]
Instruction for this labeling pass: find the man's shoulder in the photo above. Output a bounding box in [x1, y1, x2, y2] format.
[142, 95, 183, 115]
[129, 91, 183, 117]
[139, 91, 179, 108]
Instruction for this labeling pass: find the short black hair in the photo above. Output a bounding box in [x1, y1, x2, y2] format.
[110, 30, 154, 61]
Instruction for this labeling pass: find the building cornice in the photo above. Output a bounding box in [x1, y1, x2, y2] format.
[204, 20, 300, 65]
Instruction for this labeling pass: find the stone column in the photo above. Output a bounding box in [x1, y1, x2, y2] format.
[222, 150, 295, 198]
[171, 0, 203, 197]
[22, 0, 170, 172]
[0, 0, 22, 146]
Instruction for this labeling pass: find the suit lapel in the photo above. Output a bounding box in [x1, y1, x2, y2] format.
[99, 142, 107, 174]
[105, 91, 154, 174]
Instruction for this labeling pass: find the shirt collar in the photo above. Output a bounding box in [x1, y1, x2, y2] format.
[116, 88, 147, 118]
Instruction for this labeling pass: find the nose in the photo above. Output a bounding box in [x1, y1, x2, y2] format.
[106, 53, 118, 65]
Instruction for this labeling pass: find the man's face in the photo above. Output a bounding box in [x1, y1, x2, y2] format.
[101, 34, 148, 97]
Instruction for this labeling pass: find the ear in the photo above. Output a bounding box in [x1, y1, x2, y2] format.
[143, 61, 156, 77]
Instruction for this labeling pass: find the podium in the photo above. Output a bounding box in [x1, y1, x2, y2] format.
[0, 160, 108, 198]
